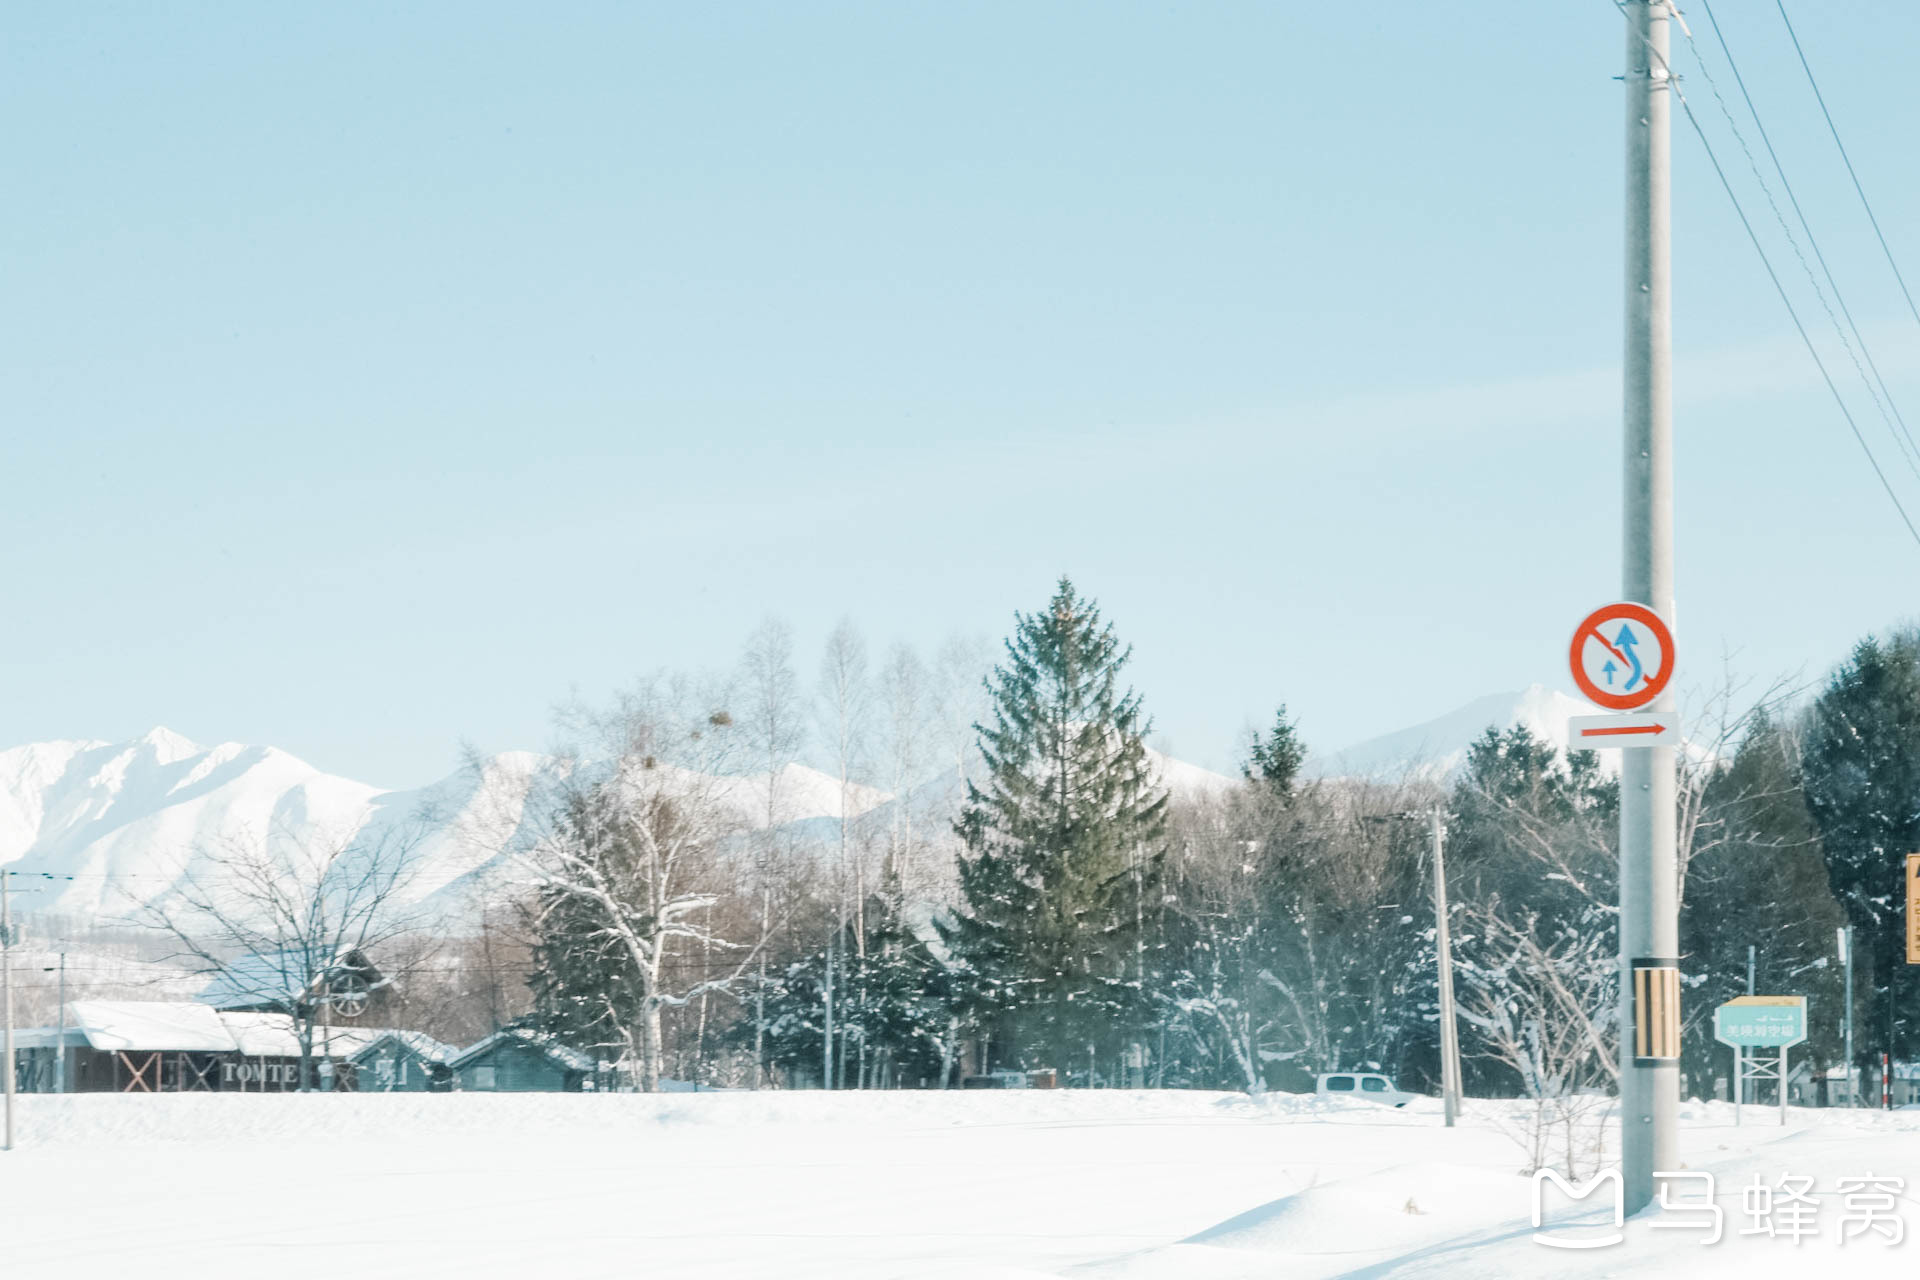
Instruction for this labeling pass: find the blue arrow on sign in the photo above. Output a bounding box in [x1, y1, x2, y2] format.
[1613, 624, 1645, 691]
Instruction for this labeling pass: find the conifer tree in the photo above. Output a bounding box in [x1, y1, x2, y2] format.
[955, 577, 1169, 1071]
[1803, 630, 1920, 1063]
[1681, 712, 1846, 1087]
[1246, 706, 1307, 801]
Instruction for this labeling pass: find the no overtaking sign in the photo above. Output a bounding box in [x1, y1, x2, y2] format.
[1568, 602, 1674, 711]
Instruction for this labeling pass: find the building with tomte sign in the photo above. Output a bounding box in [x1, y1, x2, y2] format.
[9, 947, 611, 1094]
[10, 1001, 406, 1093]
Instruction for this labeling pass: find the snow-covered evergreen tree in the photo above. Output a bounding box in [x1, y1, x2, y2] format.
[1803, 630, 1920, 1064]
[1245, 706, 1307, 801]
[954, 577, 1169, 1071]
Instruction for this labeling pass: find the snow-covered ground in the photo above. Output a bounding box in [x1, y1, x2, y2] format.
[1, 1090, 1915, 1278]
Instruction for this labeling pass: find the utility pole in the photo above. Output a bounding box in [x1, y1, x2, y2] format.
[1429, 808, 1463, 1126]
[1840, 925, 1855, 1107]
[3, 870, 14, 1152]
[55, 952, 66, 1096]
[1619, 0, 1678, 1213]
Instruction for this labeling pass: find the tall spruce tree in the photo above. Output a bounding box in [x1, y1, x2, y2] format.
[955, 577, 1169, 1072]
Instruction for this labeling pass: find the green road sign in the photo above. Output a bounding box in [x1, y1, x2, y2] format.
[1713, 996, 1807, 1049]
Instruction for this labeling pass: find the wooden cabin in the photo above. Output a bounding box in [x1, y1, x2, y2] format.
[349, 1031, 456, 1092]
[448, 1029, 596, 1093]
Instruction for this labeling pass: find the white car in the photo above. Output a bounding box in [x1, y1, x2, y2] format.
[1315, 1071, 1417, 1107]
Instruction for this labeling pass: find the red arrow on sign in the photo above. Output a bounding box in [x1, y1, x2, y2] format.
[1581, 722, 1668, 738]
[1567, 713, 1678, 748]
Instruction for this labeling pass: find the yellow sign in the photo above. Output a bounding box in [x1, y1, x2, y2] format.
[1907, 854, 1919, 965]
[1726, 995, 1804, 1008]
[1632, 960, 1681, 1062]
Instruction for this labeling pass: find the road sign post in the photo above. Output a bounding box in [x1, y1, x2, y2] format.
[1569, 593, 1679, 1210]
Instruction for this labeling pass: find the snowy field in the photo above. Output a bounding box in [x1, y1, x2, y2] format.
[1, 1091, 1916, 1279]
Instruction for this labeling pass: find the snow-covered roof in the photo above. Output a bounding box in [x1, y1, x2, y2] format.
[193, 948, 385, 1011]
[213, 1012, 386, 1060]
[54, 1001, 427, 1059]
[348, 1030, 458, 1066]
[10, 1027, 89, 1050]
[448, 1028, 596, 1074]
[67, 1001, 235, 1053]
[902, 899, 958, 970]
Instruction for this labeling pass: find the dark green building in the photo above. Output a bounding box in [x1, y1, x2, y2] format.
[448, 1029, 596, 1092]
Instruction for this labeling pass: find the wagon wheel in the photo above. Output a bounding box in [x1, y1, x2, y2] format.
[329, 972, 371, 1019]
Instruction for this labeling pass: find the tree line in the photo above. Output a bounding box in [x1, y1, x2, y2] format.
[163, 578, 1915, 1099]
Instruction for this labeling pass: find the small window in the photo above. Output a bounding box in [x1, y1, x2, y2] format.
[473, 1065, 497, 1091]
[1361, 1076, 1388, 1092]
[1325, 1076, 1355, 1092]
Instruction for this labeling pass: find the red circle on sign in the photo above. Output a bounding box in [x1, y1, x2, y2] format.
[1568, 602, 1675, 710]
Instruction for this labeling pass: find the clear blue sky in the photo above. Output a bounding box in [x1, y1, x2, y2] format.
[7, 2, 1920, 788]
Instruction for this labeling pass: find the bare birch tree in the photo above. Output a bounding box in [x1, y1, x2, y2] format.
[138, 819, 429, 1091]
[878, 641, 932, 904]
[1457, 895, 1618, 1177]
[740, 617, 804, 1087]
[816, 618, 871, 1087]
[932, 632, 992, 791]
[517, 675, 760, 1092]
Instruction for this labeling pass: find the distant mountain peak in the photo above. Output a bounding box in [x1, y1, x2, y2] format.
[1309, 684, 1604, 782]
[136, 726, 200, 764]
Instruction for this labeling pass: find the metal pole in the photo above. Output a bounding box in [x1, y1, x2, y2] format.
[1780, 1046, 1789, 1124]
[1842, 925, 1855, 1107]
[1430, 808, 1462, 1126]
[3, 871, 14, 1152]
[1885, 926, 1896, 1109]
[55, 953, 65, 1096]
[1619, 0, 1678, 1214]
[1742, 945, 1754, 1112]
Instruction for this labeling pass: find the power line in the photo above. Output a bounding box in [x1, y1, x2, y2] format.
[1608, 1, 1920, 552]
[1775, 0, 1920, 334]
[1697, 0, 1920, 476]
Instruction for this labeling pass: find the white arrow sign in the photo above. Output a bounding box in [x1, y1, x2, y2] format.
[1568, 713, 1678, 750]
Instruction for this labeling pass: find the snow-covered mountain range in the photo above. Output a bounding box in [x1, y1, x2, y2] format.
[1306, 684, 1603, 781]
[0, 688, 1596, 926]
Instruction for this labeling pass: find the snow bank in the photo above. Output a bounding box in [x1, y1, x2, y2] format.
[3, 1091, 1918, 1279]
